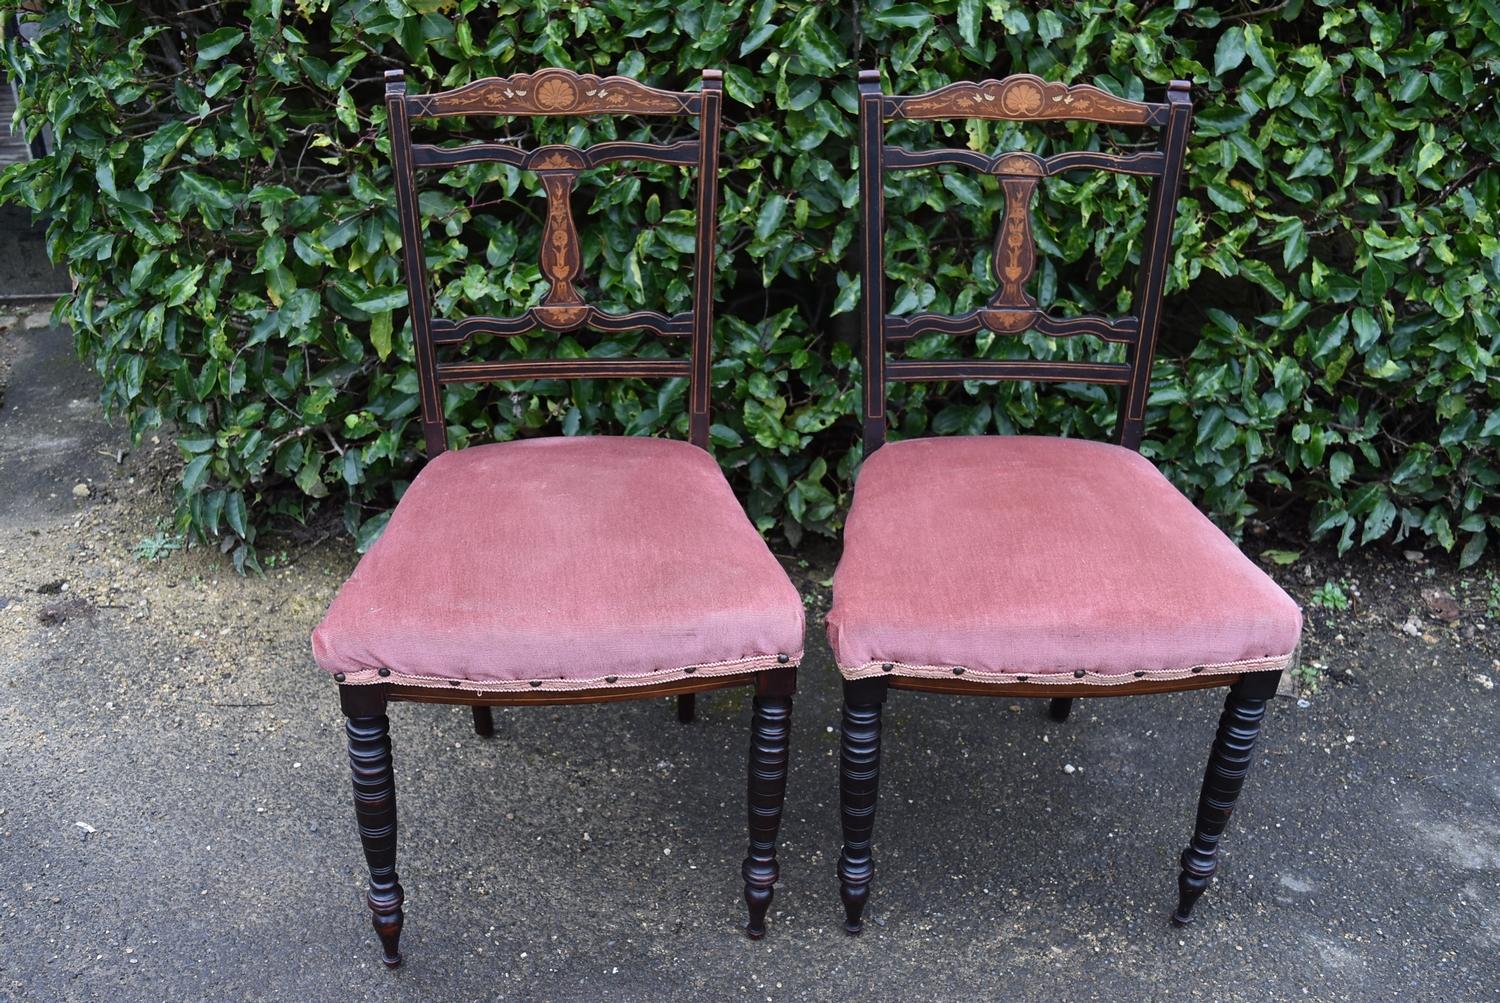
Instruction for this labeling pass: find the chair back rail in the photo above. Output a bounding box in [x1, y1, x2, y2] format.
[858, 70, 1193, 453]
[384, 67, 724, 456]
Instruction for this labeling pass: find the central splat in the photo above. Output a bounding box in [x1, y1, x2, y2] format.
[980, 153, 1042, 334]
[534, 146, 587, 329]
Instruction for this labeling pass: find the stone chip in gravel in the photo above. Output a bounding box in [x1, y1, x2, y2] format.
[1421, 586, 1460, 623]
[38, 597, 93, 625]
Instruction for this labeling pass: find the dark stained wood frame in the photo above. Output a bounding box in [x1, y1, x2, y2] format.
[384, 66, 723, 455]
[841, 68, 1285, 932]
[336, 67, 795, 968]
[857, 70, 1193, 454]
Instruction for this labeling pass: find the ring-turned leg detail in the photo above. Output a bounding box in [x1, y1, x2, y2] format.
[838, 677, 888, 934]
[1173, 671, 1280, 926]
[343, 690, 404, 967]
[743, 691, 793, 939]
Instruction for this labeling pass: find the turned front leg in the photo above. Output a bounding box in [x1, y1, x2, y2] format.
[838, 676, 887, 934]
[1173, 670, 1280, 925]
[743, 668, 795, 939]
[342, 685, 404, 967]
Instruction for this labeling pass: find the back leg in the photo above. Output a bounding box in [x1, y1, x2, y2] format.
[1048, 698, 1074, 722]
[677, 693, 696, 723]
[471, 705, 495, 738]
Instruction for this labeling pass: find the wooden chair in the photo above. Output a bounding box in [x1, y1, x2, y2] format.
[831, 70, 1302, 931]
[315, 68, 803, 967]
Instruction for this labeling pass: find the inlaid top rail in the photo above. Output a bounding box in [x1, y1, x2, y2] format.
[883, 74, 1168, 126]
[389, 67, 705, 119]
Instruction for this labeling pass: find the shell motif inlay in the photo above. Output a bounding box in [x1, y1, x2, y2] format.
[534, 75, 580, 111]
[412, 69, 693, 118]
[1001, 80, 1044, 116]
[894, 75, 1156, 125]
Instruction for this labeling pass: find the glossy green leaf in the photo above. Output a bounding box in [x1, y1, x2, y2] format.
[1213, 27, 1246, 74]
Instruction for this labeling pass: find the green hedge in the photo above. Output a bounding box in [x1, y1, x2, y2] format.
[3, 1, 1497, 569]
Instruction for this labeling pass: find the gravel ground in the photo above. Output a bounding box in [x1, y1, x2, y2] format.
[1, 314, 1498, 1002]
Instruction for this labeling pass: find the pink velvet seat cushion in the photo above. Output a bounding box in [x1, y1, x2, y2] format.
[313, 436, 804, 691]
[827, 436, 1301, 684]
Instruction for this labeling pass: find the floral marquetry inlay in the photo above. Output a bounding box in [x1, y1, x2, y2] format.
[409, 68, 697, 119]
[977, 308, 1036, 334]
[539, 172, 584, 314]
[529, 146, 588, 172]
[532, 305, 589, 329]
[990, 177, 1039, 311]
[889, 75, 1162, 125]
[992, 153, 1045, 177]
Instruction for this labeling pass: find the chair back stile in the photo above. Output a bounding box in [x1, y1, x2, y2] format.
[857, 70, 1194, 454]
[382, 68, 725, 457]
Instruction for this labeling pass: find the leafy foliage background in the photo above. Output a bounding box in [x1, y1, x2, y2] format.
[2, 0, 1497, 569]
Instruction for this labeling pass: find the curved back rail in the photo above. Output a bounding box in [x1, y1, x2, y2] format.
[858, 71, 1193, 452]
[384, 67, 724, 455]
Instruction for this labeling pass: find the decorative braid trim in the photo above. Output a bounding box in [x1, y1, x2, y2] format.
[839, 651, 1296, 684]
[332, 650, 802, 694]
